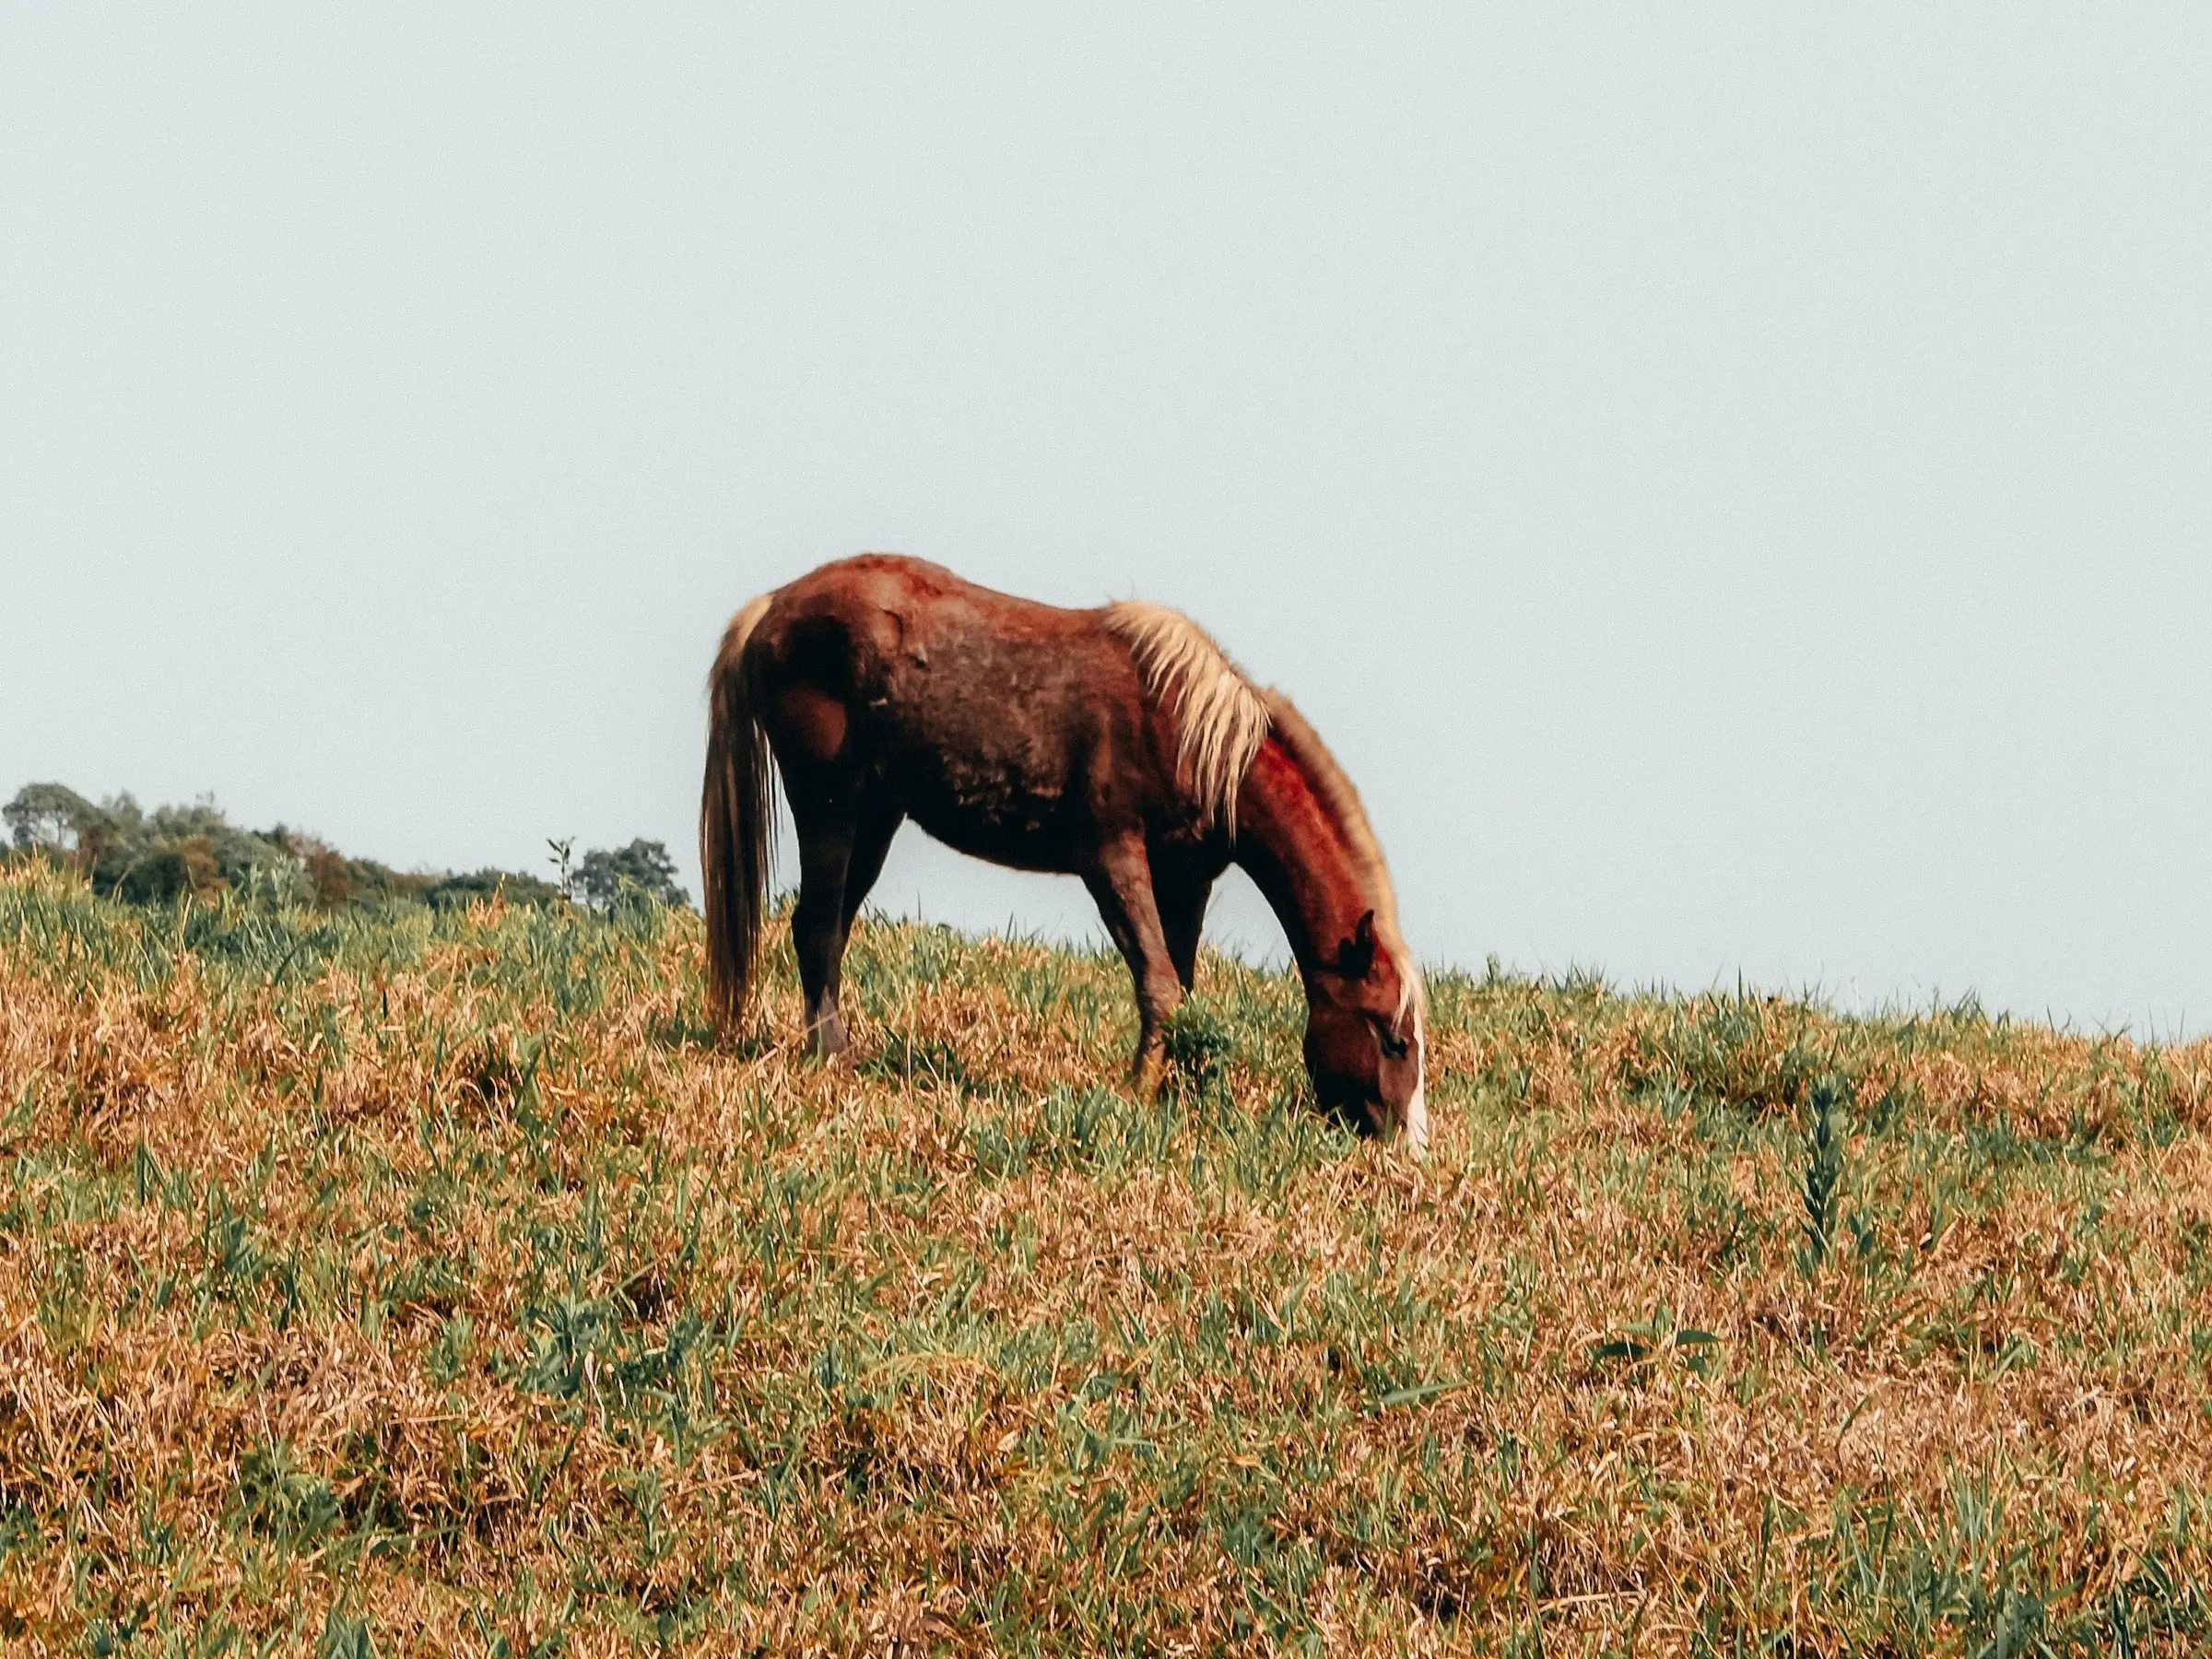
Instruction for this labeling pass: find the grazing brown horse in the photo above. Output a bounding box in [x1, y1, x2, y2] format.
[700, 554, 1427, 1149]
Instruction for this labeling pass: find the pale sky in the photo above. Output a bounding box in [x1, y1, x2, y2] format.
[4, 8, 2207, 1033]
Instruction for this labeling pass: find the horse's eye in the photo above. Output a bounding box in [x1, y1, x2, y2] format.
[1371, 1018, 1410, 1060]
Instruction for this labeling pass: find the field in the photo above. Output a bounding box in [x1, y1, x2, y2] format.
[5, 862, 2212, 1655]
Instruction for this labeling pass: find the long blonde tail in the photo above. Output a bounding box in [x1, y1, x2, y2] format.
[700, 594, 775, 1032]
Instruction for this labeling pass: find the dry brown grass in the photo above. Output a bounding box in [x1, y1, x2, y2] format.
[3, 861, 2212, 1655]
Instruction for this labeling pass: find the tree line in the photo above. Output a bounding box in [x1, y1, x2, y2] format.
[2, 782, 688, 913]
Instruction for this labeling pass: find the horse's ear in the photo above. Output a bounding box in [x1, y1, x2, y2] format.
[1336, 911, 1377, 980]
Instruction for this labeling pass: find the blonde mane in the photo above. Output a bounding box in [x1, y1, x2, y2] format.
[1102, 601, 1272, 834]
[1261, 689, 1428, 1023]
[1100, 599, 1424, 1023]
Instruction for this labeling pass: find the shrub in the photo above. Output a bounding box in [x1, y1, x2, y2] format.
[5, 782, 308, 903]
[3, 782, 564, 912]
[422, 867, 566, 910]
[574, 839, 688, 912]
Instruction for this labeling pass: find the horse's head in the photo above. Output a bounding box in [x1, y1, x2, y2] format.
[1302, 910, 1427, 1154]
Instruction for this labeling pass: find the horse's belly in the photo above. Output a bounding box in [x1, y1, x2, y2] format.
[860, 604, 1145, 872]
[896, 754, 1084, 875]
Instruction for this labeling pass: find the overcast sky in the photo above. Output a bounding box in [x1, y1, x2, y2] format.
[4, 8, 2206, 1032]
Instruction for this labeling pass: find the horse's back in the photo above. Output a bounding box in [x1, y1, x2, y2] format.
[763, 553, 1119, 696]
[772, 552, 1083, 637]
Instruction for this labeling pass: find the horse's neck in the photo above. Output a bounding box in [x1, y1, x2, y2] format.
[1230, 735, 1372, 986]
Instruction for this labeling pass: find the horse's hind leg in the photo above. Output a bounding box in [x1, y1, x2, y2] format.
[791, 793, 900, 1058]
[791, 810, 856, 1056]
[1082, 834, 1184, 1091]
[840, 800, 903, 937]
[761, 651, 892, 1058]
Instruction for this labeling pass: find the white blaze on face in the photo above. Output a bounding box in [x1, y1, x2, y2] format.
[1403, 1006, 1429, 1158]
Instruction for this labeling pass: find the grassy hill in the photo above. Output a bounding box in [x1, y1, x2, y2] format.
[3, 861, 2211, 1655]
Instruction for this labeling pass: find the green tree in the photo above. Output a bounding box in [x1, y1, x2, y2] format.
[573, 840, 688, 912]
[6, 782, 306, 902]
[3, 782, 113, 860]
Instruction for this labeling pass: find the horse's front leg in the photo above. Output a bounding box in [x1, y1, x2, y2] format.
[1153, 865, 1214, 994]
[1082, 834, 1184, 1092]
